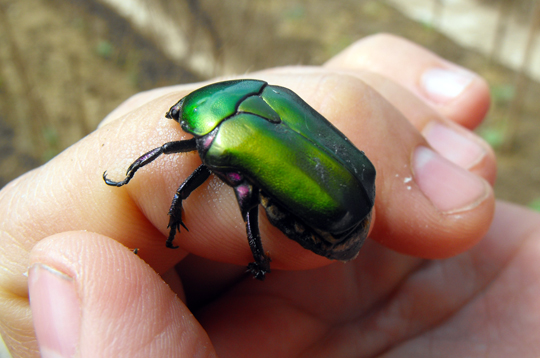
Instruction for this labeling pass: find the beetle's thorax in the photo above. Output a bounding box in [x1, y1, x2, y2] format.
[170, 80, 269, 137]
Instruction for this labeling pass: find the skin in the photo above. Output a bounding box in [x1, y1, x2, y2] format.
[1, 34, 539, 357]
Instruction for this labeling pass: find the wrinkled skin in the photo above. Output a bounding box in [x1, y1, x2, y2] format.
[1, 34, 539, 357]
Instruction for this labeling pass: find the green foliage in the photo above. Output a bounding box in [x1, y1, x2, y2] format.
[491, 84, 515, 103]
[42, 126, 59, 161]
[43, 126, 58, 147]
[283, 4, 305, 20]
[528, 198, 540, 212]
[96, 40, 114, 59]
[478, 126, 506, 149]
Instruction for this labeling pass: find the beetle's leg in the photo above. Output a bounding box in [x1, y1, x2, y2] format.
[233, 183, 271, 280]
[245, 206, 272, 280]
[166, 164, 211, 249]
[103, 139, 197, 186]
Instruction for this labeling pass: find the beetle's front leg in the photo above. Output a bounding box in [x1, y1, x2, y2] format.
[103, 139, 197, 186]
[166, 164, 211, 249]
[233, 182, 271, 280]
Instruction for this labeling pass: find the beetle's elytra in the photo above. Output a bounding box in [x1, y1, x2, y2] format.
[103, 80, 376, 280]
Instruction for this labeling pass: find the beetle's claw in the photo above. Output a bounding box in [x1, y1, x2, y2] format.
[247, 263, 266, 280]
[102, 171, 115, 185]
[247, 258, 271, 281]
[103, 171, 130, 187]
[165, 233, 179, 249]
[165, 222, 180, 249]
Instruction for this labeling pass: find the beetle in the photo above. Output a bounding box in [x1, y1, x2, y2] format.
[103, 79, 376, 280]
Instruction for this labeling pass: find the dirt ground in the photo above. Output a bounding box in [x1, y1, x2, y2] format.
[0, 0, 539, 207]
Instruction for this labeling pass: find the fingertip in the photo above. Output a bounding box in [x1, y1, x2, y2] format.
[28, 263, 80, 358]
[422, 121, 497, 185]
[371, 147, 496, 259]
[371, 193, 496, 259]
[29, 232, 216, 357]
[325, 33, 491, 130]
[421, 67, 491, 129]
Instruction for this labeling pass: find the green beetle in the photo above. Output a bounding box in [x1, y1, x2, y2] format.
[104, 80, 376, 280]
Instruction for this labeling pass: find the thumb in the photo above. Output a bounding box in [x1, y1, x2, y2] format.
[28, 231, 216, 358]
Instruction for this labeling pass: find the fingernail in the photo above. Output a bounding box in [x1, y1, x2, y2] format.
[423, 122, 486, 169]
[28, 264, 80, 358]
[421, 68, 474, 103]
[413, 146, 488, 213]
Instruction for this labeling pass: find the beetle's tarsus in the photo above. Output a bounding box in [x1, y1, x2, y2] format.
[247, 259, 271, 280]
[165, 221, 181, 249]
[103, 171, 131, 187]
[165, 164, 211, 250]
[234, 184, 273, 280]
[103, 139, 198, 187]
[103, 139, 201, 249]
[166, 218, 186, 249]
[166, 229, 179, 249]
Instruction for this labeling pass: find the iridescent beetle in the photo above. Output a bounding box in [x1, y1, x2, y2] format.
[104, 80, 376, 280]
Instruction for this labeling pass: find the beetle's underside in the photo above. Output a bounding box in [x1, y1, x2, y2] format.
[259, 191, 370, 262]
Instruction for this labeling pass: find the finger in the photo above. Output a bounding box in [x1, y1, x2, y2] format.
[358, 71, 496, 185]
[201, 202, 540, 357]
[28, 231, 216, 358]
[100, 83, 205, 127]
[325, 33, 491, 129]
[0, 73, 494, 280]
[381, 201, 540, 356]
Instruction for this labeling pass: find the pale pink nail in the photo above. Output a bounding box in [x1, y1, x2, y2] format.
[28, 264, 80, 358]
[423, 122, 486, 169]
[421, 68, 474, 103]
[413, 146, 488, 213]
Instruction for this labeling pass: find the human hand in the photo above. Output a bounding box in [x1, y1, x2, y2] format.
[1, 35, 534, 357]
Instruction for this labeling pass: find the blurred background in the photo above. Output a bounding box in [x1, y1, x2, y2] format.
[0, 0, 539, 208]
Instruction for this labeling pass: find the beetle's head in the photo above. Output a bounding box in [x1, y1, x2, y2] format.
[165, 98, 184, 123]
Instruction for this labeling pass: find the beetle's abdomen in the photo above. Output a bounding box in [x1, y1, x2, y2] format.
[203, 113, 371, 235]
[259, 191, 371, 260]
